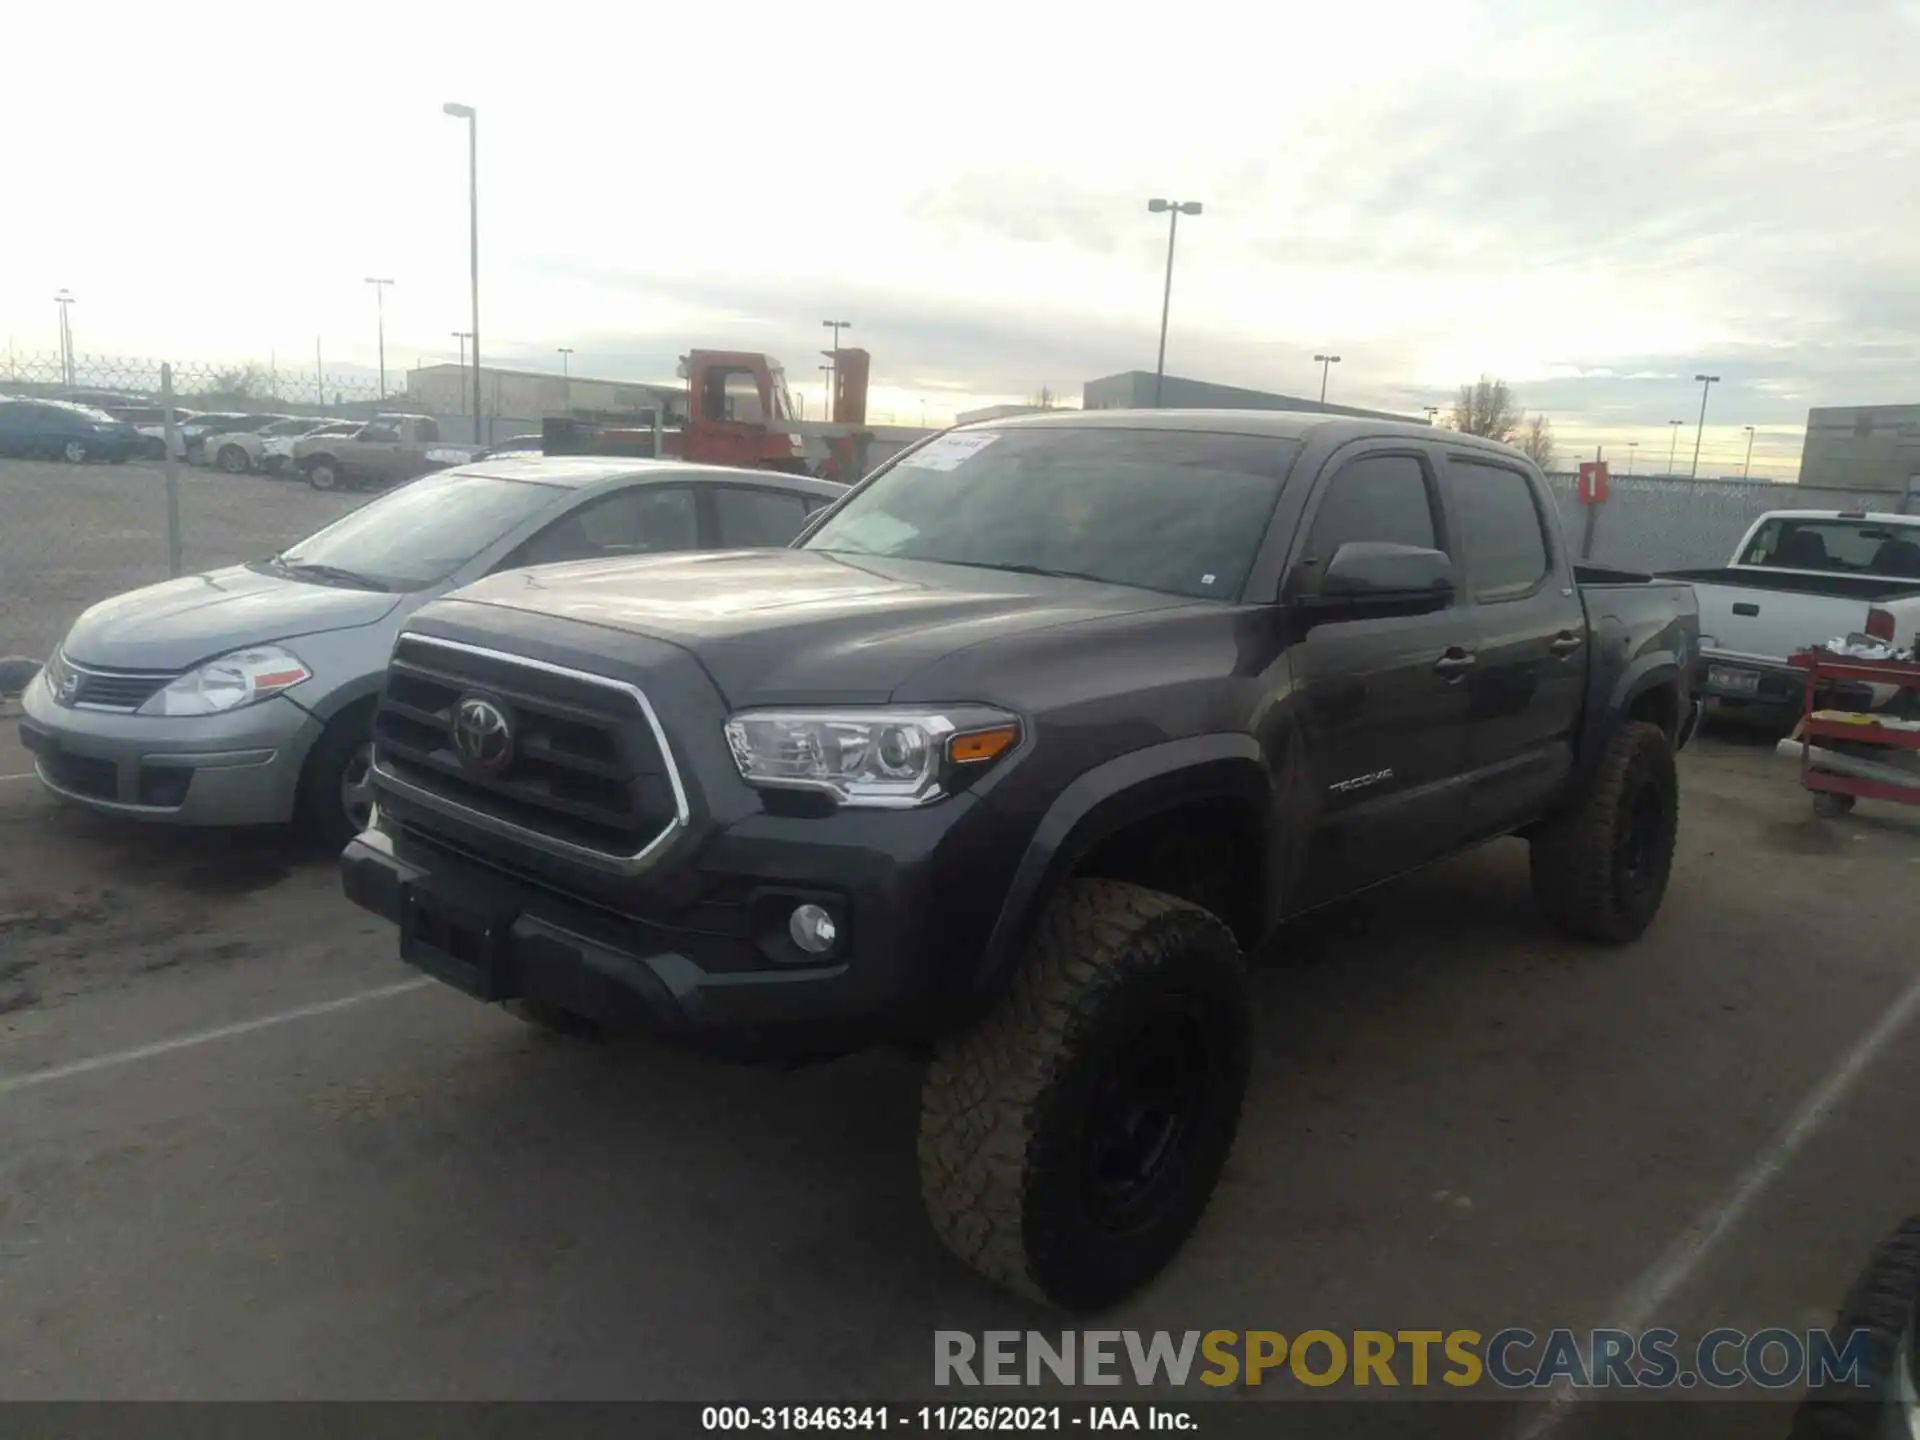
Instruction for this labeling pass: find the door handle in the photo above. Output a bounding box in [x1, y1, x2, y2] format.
[1549, 632, 1584, 656]
[1434, 648, 1476, 677]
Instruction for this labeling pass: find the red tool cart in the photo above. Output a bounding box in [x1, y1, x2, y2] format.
[1786, 649, 1920, 816]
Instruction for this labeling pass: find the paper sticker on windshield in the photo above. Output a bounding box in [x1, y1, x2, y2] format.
[901, 433, 1000, 472]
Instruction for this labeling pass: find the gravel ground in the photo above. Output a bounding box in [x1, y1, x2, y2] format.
[0, 456, 361, 660]
[1, 721, 1919, 1436]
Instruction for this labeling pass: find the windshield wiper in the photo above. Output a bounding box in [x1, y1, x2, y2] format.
[957, 561, 1115, 586]
[277, 559, 392, 591]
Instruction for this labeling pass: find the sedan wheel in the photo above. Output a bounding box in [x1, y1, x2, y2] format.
[62, 440, 89, 463]
[217, 444, 250, 474]
[339, 741, 375, 833]
[308, 461, 340, 491]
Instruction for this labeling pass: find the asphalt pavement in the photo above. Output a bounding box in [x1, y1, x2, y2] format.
[4, 717, 1920, 1436]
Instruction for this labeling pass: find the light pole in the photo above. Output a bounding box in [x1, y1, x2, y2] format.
[443, 102, 481, 441]
[1743, 425, 1756, 478]
[820, 320, 851, 420]
[451, 332, 471, 415]
[1627, 440, 1639, 475]
[1423, 405, 1440, 425]
[558, 346, 574, 412]
[819, 363, 834, 419]
[1690, 373, 1720, 478]
[1667, 419, 1683, 475]
[1146, 199, 1202, 407]
[1314, 353, 1342, 404]
[363, 277, 394, 397]
[53, 290, 75, 387]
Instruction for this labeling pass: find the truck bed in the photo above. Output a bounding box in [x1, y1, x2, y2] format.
[1660, 567, 1920, 603]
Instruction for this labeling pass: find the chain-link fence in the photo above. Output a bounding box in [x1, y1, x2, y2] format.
[6, 351, 1917, 666]
[1544, 471, 1919, 573]
[1, 354, 390, 663]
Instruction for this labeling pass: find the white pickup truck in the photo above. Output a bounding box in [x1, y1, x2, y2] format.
[1664, 509, 1920, 716]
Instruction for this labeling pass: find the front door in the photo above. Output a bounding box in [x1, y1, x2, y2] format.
[1285, 445, 1481, 905]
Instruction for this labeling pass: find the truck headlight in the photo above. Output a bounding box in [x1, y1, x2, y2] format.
[723, 708, 1020, 807]
[137, 645, 312, 717]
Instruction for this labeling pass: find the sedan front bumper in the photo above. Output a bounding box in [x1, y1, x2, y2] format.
[17, 670, 326, 825]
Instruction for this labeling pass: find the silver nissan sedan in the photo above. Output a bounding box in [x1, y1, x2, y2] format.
[19, 457, 842, 848]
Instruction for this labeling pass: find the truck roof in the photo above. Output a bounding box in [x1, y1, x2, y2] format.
[970, 406, 1524, 457]
[1748, 508, 1919, 524]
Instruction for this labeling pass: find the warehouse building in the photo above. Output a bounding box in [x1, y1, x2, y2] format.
[1798, 404, 1920, 495]
[1082, 370, 1418, 422]
[404, 363, 685, 426]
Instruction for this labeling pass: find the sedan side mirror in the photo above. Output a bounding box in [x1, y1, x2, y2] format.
[1309, 542, 1455, 615]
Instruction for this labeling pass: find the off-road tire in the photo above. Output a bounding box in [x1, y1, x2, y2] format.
[918, 878, 1249, 1310]
[1530, 720, 1678, 943]
[502, 999, 602, 1038]
[1788, 1215, 1920, 1438]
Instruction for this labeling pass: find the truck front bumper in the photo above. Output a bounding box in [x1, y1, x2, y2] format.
[340, 792, 1015, 1058]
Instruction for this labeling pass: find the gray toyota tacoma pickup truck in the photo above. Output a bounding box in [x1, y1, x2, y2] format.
[340, 410, 1702, 1309]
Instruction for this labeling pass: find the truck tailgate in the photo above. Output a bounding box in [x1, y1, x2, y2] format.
[1685, 580, 1868, 661]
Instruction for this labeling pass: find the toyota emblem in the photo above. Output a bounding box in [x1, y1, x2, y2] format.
[452, 693, 514, 773]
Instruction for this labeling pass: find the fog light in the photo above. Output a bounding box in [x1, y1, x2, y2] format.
[789, 903, 838, 955]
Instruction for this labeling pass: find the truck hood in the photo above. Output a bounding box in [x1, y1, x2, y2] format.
[437, 549, 1192, 704]
[61, 564, 403, 670]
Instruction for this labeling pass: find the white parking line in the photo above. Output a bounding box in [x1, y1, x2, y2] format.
[0, 772, 37, 783]
[0, 978, 435, 1097]
[1515, 963, 1920, 1438]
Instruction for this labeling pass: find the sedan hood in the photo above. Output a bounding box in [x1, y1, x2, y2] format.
[435, 549, 1191, 705]
[62, 564, 403, 671]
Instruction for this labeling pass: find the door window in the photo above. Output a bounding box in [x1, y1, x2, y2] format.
[713, 486, 812, 547]
[1296, 453, 1440, 593]
[510, 485, 698, 568]
[1449, 460, 1551, 601]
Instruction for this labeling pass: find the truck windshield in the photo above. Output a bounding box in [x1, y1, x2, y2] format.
[264, 470, 563, 591]
[803, 427, 1298, 600]
[1740, 517, 1920, 579]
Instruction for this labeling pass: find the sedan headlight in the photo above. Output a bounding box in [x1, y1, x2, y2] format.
[723, 708, 1020, 808]
[137, 645, 312, 717]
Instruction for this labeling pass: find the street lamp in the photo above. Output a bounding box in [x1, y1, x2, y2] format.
[443, 102, 481, 441]
[1627, 440, 1639, 476]
[557, 347, 573, 379]
[53, 289, 75, 387]
[1667, 419, 1683, 475]
[1147, 198, 1202, 407]
[1314, 353, 1342, 404]
[363, 277, 394, 397]
[1423, 405, 1440, 425]
[1743, 425, 1756, 478]
[1690, 373, 1720, 478]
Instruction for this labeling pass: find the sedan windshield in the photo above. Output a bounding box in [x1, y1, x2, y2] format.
[266, 470, 563, 591]
[802, 427, 1298, 600]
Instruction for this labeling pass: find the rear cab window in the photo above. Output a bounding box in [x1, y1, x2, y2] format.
[1447, 458, 1552, 601]
[1739, 517, 1920, 578]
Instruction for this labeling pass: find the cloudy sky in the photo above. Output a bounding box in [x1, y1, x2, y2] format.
[3, 0, 1916, 477]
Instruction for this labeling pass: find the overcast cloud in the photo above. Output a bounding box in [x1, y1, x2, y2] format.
[2, 0, 1915, 477]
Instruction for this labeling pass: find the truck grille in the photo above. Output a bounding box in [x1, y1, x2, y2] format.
[371, 635, 687, 868]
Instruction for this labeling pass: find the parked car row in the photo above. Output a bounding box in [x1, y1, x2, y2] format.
[0, 397, 143, 462]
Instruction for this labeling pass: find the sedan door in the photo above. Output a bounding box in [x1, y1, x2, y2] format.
[1440, 454, 1588, 837]
[1284, 444, 1481, 902]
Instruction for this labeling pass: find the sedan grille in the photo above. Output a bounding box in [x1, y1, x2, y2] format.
[57, 655, 178, 712]
[372, 635, 687, 867]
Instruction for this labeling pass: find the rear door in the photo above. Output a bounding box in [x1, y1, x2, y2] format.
[1441, 453, 1587, 836]
[1286, 442, 1481, 901]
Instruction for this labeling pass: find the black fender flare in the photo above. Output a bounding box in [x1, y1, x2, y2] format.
[971, 733, 1274, 1001]
[1575, 654, 1684, 789]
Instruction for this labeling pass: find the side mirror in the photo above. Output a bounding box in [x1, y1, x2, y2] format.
[1310, 542, 1455, 614]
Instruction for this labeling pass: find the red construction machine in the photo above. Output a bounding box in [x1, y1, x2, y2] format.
[544, 347, 897, 480]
